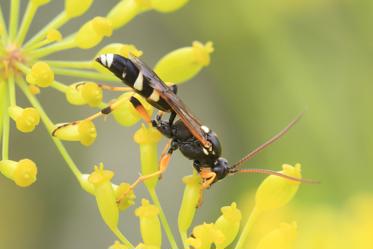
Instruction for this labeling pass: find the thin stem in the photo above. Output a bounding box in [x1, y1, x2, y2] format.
[16, 2, 38, 45]
[51, 81, 69, 93]
[112, 228, 135, 248]
[179, 231, 188, 249]
[8, 75, 16, 106]
[0, 5, 8, 42]
[25, 39, 50, 51]
[2, 82, 10, 160]
[234, 207, 261, 249]
[31, 37, 76, 59]
[17, 78, 83, 181]
[45, 60, 93, 70]
[148, 188, 179, 249]
[24, 12, 69, 48]
[8, 0, 20, 41]
[52, 68, 120, 82]
[0, 81, 7, 152]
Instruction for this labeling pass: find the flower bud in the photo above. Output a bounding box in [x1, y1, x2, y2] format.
[107, 0, 149, 29]
[133, 125, 162, 189]
[26, 61, 54, 87]
[31, 0, 51, 7]
[256, 222, 297, 249]
[154, 41, 214, 84]
[178, 174, 201, 233]
[109, 241, 128, 249]
[113, 93, 153, 127]
[255, 164, 301, 212]
[53, 120, 97, 146]
[89, 164, 119, 231]
[65, 0, 93, 18]
[135, 199, 162, 247]
[75, 17, 112, 49]
[215, 202, 242, 249]
[29, 85, 40, 95]
[65, 83, 87, 105]
[8, 106, 40, 133]
[0, 159, 38, 187]
[151, 0, 189, 12]
[46, 29, 62, 42]
[187, 223, 225, 249]
[80, 82, 103, 107]
[115, 182, 136, 211]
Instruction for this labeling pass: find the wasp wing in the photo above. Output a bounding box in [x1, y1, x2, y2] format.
[129, 55, 210, 148]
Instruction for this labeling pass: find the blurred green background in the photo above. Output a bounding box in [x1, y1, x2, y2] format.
[1, 0, 373, 248]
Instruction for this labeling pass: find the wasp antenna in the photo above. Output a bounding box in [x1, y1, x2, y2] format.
[229, 111, 305, 171]
[236, 168, 319, 184]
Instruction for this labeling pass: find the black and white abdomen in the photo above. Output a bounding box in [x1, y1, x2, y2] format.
[96, 54, 173, 112]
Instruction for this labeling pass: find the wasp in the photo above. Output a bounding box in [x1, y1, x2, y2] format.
[54, 53, 316, 204]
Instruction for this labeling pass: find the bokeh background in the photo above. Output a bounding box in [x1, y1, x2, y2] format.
[1, 0, 373, 248]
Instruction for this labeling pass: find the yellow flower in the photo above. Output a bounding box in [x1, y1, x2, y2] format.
[65, 0, 94, 18]
[109, 241, 129, 249]
[75, 17, 113, 49]
[0, 159, 38, 187]
[53, 120, 97, 146]
[46, 29, 62, 42]
[151, 0, 189, 12]
[187, 223, 225, 249]
[256, 222, 297, 249]
[115, 182, 136, 211]
[80, 82, 103, 107]
[8, 105, 40, 133]
[26, 61, 54, 87]
[135, 199, 162, 247]
[215, 202, 242, 249]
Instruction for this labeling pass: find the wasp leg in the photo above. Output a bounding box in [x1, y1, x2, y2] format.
[75, 81, 133, 92]
[117, 143, 177, 203]
[52, 95, 151, 136]
[197, 168, 217, 207]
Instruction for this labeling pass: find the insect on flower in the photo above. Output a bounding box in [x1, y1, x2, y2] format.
[54, 54, 318, 204]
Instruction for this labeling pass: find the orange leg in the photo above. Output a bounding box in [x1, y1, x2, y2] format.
[75, 81, 133, 92]
[197, 168, 217, 207]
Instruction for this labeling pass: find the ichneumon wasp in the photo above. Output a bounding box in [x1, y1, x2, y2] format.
[53, 53, 317, 205]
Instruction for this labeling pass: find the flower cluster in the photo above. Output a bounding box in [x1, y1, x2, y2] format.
[0, 1, 307, 248]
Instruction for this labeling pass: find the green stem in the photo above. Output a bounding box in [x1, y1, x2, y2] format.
[52, 67, 120, 82]
[45, 60, 93, 70]
[179, 231, 188, 249]
[148, 188, 179, 249]
[0, 81, 7, 154]
[8, 0, 20, 41]
[16, 2, 38, 45]
[51, 81, 69, 93]
[2, 81, 10, 160]
[8, 75, 16, 106]
[0, 5, 8, 42]
[17, 78, 83, 182]
[112, 228, 135, 248]
[31, 37, 76, 59]
[234, 207, 261, 249]
[24, 12, 69, 48]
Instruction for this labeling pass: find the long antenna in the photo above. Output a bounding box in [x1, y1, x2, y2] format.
[229, 112, 304, 172]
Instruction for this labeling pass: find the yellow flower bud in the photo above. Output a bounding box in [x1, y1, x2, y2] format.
[75, 17, 112, 49]
[53, 120, 97, 146]
[133, 125, 162, 189]
[107, 0, 149, 29]
[29, 85, 40, 95]
[8, 106, 40, 133]
[89, 164, 119, 231]
[136, 244, 160, 249]
[0, 159, 38, 187]
[80, 173, 95, 195]
[65, 83, 87, 105]
[26, 61, 54, 87]
[187, 223, 225, 249]
[112, 93, 153, 127]
[65, 0, 93, 18]
[109, 241, 129, 249]
[255, 164, 301, 212]
[150, 0, 189, 12]
[31, 0, 51, 7]
[80, 82, 103, 107]
[256, 222, 297, 249]
[154, 41, 214, 84]
[46, 29, 62, 42]
[115, 182, 136, 211]
[178, 174, 201, 233]
[135, 199, 162, 247]
[215, 202, 242, 249]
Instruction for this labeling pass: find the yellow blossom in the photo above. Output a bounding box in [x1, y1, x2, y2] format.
[65, 0, 94, 18]
[256, 222, 297, 249]
[53, 120, 97, 146]
[0, 159, 38, 187]
[151, 0, 189, 12]
[65, 83, 88, 106]
[187, 223, 225, 249]
[46, 29, 62, 42]
[89, 164, 119, 231]
[107, 0, 148, 29]
[115, 182, 136, 211]
[26, 61, 54, 87]
[135, 199, 162, 248]
[255, 164, 301, 212]
[8, 106, 40, 133]
[80, 82, 103, 107]
[154, 41, 214, 84]
[75, 17, 113, 49]
[215, 202, 242, 249]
